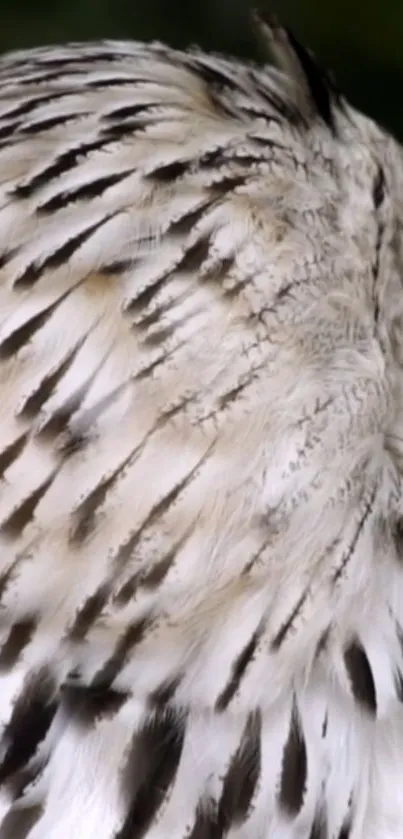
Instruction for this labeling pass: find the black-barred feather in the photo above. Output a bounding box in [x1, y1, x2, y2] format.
[0, 12, 402, 839]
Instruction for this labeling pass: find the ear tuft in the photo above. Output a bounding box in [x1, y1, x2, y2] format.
[251, 8, 342, 132]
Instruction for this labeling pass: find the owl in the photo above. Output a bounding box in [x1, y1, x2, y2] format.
[0, 8, 403, 838]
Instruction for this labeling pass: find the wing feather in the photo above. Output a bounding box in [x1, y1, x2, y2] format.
[0, 24, 402, 839]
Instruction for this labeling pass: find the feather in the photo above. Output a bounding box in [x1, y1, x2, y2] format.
[0, 15, 403, 838]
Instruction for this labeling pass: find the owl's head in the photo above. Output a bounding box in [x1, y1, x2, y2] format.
[253, 10, 403, 455]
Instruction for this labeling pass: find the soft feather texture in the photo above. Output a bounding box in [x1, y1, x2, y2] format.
[0, 13, 403, 838]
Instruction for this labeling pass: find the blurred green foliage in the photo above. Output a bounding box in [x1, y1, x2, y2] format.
[1, 0, 403, 136]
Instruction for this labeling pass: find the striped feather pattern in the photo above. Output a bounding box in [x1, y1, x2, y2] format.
[0, 14, 403, 838]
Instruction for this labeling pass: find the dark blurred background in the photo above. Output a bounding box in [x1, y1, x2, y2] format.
[1, 0, 403, 137]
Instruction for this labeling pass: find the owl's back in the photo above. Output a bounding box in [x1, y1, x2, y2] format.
[0, 17, 403, 839]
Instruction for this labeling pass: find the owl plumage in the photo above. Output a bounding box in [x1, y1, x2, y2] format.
[0, 11, 403, 838]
